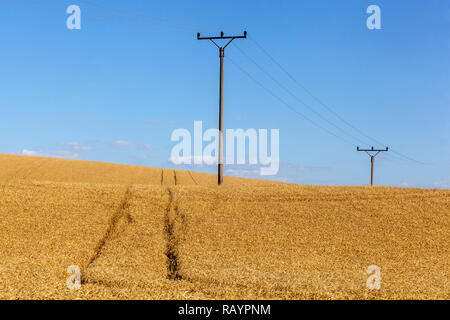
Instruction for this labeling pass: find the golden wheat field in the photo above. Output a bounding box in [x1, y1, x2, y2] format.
[0, 153, 448, 300]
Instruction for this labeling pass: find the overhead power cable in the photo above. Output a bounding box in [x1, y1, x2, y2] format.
[232, 42, 369, 146]
[248, 35, 428, 165]
[48, 0, 192, 32]
[49, 0, 202, 31]
[226, 56, 355, 146]
[231, 41, 411, 164]
[5, 0, 192, 33]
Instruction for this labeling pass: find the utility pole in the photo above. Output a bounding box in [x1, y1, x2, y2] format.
[357, 146, 389, 186]
[197, 31, 247, 185]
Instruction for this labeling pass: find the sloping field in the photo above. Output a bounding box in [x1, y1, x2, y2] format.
[0, 154, 448, 299]
[0, 153, 270, 186]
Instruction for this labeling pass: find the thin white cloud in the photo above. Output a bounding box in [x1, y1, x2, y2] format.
[280, 161, 329, 173]
[169, 155, 217, 165]
[399, 182, 410, 187]
[61, 142, 92, 151]
[225, 168, 260, 176]
[109, 140, 153, 150]
[20, 149, 79, 159]
[143, 120, 176, 125]
[144, 120, 161, 125]
[431, 181, 449, 189]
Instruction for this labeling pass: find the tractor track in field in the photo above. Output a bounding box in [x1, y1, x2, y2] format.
[160, 169, 178, 186]
[1, 158, 44, 182]
[188, 171, 198, 185]
[20, 159, 47, 181]
[82, 186, 134, 283]
[164, 187, 186, 280]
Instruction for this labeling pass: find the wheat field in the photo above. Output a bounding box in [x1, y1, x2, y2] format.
[0, 153, 448, 299]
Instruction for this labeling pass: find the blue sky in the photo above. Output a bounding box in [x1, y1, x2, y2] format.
[1, 0, 449, 188]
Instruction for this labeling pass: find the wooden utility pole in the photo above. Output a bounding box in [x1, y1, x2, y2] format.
[197, 31, 247, 185]
[357, 146, 389, 186]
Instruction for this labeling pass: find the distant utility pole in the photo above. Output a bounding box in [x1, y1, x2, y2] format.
[197, 31, 247, 186]
[357, 146, 389, 186]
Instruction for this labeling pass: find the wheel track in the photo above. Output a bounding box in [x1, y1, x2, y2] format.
[1, 158, 43, 182]
[82, 186, 134, 282]
[188, 170, 198, 185]
[164, 187, 186, 280]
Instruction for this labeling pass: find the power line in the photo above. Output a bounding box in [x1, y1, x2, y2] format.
[248, 35, 428, 165]
[229, 54, 411, 165]
[226, 55, 356, 146]
[70, 0, 201, 28]
[47, 0, 192, 32]
[5, 0, 193, 33]
[232, 41, 370, 146]
[232, 41, 412, 164]
[49, 0, 201, 31]
[5, 0, 60, 13]
[248, 35, 380, 141]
